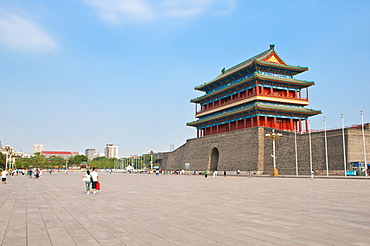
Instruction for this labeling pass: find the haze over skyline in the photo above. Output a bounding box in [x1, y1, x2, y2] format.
[1, 0, 369, 157]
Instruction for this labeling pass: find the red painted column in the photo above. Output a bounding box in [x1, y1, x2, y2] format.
[270, 87, 273, 95]
[290, 118, 294, 131]
[305, 120, 309, 133]
[273, 117, 277, 129]
[251, 117, 254, 127]
[256, 116, 260, 126]
[244, 118, 247, 129]
[306, 88, 309, 100]
[264, 116, 268, 127]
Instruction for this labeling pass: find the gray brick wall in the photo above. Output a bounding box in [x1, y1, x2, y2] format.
[162, 127, 370, 175]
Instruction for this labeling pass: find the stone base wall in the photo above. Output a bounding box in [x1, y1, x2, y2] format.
[162, 127, 370, 175]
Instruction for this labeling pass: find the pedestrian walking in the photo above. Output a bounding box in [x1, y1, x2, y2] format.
[34, 169, 39, 179]
[81, 170, 92, 194]
[310, 169, 314, 180]
[28, 169, 33, 178]
[213, 170, 218, 178]
[90, 168, 99, 194]
[1, 169, 7, 184]
[204, 170, 208, 178]
[223, 170, 227, 179]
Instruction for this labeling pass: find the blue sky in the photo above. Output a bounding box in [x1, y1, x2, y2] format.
[1, 0, 369, 157]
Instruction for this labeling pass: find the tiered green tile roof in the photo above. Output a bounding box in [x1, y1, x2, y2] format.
[195, 45, 308, 93]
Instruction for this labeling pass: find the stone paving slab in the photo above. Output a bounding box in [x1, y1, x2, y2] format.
[0, 172, 370, 245]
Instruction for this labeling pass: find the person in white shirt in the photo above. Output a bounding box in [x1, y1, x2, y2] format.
[81, 170, 92, 194]
[1, 170, 8, 184]
[90, 168, 99, 194]
[213, 170, 218, 178]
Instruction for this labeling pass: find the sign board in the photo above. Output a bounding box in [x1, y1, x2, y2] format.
[184, 163, 190, 170]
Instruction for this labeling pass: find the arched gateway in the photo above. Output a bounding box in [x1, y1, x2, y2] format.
[209, 147, 219, 171]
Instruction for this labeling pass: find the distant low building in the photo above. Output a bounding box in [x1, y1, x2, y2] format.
[92, 152, 104, 159]
[41, 151, 80, 159]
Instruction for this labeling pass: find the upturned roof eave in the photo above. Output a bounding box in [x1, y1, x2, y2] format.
[256, 104, 322, 115]
[194, 47, 274, 91]
[187, 103, 321, 126]
[190, 74, 314, 104]
[256, 60, 308, 72]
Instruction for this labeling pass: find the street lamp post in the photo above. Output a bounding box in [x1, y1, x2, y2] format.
[65, 159, 68, 174]
[265, 129, 282, 176]
[5, 146, 13, 170]
[149, 150, 154, 171]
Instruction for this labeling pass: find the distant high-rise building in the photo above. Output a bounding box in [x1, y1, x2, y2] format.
[104, 144, 118, 159]
[33, 143, 44, 153]
[85, 149, 96, 161]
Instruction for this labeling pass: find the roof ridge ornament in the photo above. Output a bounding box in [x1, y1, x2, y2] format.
[270, 44, 275, 50]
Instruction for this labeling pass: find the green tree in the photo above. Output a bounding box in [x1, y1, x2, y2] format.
[0, 152, 5, 169]
[89, 157, 118, 169]
[15, 158, 29, 169]
[49, 157, 65, 169]
[68, 155, 88, 167]
[31, 153, 47, 168]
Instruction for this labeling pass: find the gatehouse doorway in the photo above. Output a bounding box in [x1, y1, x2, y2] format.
[209, 147, 219, 171]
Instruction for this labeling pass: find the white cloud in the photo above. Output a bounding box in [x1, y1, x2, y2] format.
[86, 0, 236, 24]
[0, 11, 57, 51]
[0, 10, 57, 52]
[162, 0, 209, 18]
[86, 0, 155, 24]
[162, 0, 235, 18]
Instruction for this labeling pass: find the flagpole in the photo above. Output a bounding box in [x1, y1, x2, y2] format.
[308, 120, 313, 179]
[294, 122, 298, 177]
[324, 117, 329, 177]
[341, 114, 347, 177]
[361, 111, 367, 178]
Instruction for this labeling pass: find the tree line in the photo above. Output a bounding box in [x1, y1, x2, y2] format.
[0, 152, 162, 170]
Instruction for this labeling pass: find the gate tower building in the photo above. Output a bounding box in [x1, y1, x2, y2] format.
[187, 45, 321, 137]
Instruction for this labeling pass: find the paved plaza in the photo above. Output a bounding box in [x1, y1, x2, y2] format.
[0, 172, 370, 245]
